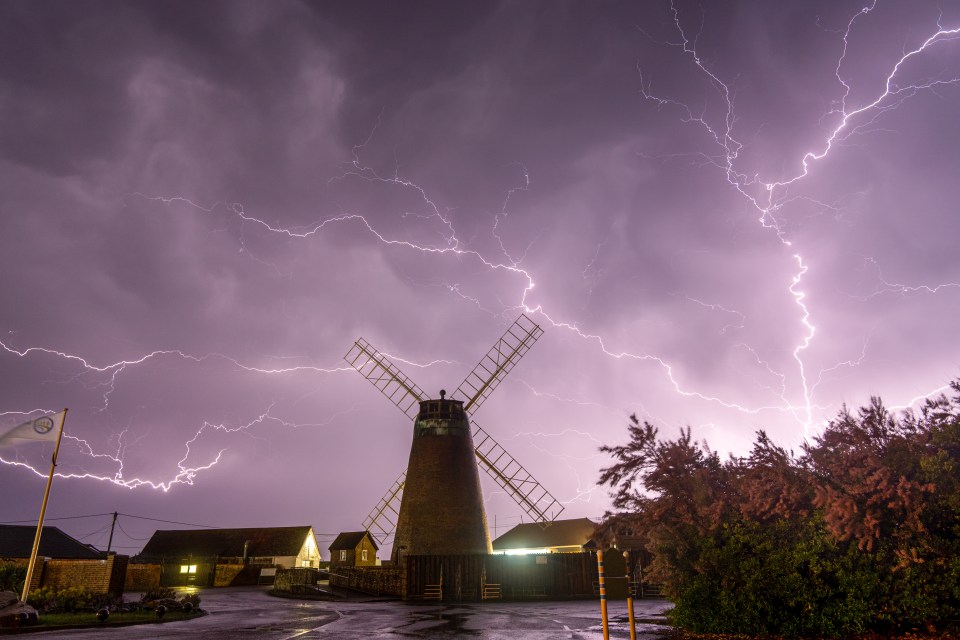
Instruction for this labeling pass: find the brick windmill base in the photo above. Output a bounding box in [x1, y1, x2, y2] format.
[391, 395, 491, 563]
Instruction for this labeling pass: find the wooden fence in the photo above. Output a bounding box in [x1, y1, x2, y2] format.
[405, 552, 600, 601]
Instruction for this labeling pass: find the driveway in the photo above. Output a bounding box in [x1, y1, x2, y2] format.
[26, 587, 673, 639]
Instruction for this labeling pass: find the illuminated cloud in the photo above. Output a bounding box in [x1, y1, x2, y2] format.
[1, 0, 958, 553]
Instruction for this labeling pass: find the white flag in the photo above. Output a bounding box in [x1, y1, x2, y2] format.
[0, 411, 65, 449]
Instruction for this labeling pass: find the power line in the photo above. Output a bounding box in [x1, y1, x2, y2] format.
[116, 519, 150, 541]
[76, 524, 110, 542]
[115, 513, 221, 528]
[0, 513, 114, 524]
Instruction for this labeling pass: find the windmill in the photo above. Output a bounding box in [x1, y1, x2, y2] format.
[343, 313, 565, 562]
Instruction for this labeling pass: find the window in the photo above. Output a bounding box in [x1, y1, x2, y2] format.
[361, 549, 368, 562]
[179, 565, 197, 574]
[340, 550, 346, 562]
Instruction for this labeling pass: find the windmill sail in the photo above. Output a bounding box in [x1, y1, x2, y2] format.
[472, 422, 565, 525]
[344, 338, 426, 419]
[362, 471, 406, 546]
[347, 313, 562, 545]
[452, 313, 544, 414]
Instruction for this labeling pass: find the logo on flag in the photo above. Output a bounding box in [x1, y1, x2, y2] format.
[33, 417, 55, 435]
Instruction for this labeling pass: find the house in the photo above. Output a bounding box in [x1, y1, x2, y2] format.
[0, 525, 126, 595]
[328, 531, 378, 567]
[492, 517, 598, 554]
[136, 526, 321, 587]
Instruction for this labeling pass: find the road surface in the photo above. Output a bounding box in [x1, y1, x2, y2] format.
[26, 586, 673, 639]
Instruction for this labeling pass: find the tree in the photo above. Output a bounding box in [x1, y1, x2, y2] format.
[598, 381, 960, 636]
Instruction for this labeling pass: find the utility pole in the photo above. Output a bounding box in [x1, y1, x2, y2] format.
[106, 512, 118, 554]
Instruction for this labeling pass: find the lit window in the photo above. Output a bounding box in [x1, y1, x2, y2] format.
[179, 565, 197, 574]
[180, 565, 188, 574]
[340, 550, 346, 561]
[362, 549, 368, 562]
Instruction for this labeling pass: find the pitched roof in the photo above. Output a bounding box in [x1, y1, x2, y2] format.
[138, 526, 312, 560]
[328, 531, 378, 551]
[492, 518, 598, 551]
[0, 525, 103, 559]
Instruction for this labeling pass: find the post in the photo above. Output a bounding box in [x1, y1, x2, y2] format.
[625, 549, 637, 640]
[597, 549, 609, 640]
[21, 409, 68, 602]
[106, 511, 118, 554]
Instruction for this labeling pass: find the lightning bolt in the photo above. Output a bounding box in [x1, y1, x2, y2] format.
[853, 256, 960, 300]
[4, 1, 957, 509]
[636, 0, 960, 432]
[0, 336, 423, 489]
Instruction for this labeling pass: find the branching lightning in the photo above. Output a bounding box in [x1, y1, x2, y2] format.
[3, 1, 958, 518]
[636, 0, 960, 432]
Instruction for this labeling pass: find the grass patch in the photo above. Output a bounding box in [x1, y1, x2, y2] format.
[36, 609, 203, 628]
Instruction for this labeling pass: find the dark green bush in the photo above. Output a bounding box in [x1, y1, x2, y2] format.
[0, 562, 26, 593]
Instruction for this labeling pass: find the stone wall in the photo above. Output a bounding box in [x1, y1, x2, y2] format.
[40, 554, 127, 595]
[213, 563, 244, 587]
[214, 564, 261, 587]
[273, 568, 319, 592]
[124, 563, 161, 591]
[329, 566, 403, 596]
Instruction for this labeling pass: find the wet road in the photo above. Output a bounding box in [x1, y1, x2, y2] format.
[26, 587, 673, 639]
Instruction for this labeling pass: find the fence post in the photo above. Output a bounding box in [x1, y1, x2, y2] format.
[625, 549, 637, 640]
[597, 549, 609, 640]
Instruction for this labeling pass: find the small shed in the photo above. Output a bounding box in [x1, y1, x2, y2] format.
[328, 531, 378, 567]
[492, 518, 598, 554]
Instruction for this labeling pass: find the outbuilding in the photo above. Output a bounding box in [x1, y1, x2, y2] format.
[328, 531, 378, 567]
[136, 526, 321, 587]
[492, 517, 598, 554]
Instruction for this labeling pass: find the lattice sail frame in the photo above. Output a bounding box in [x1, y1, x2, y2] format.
[362, 472, 406, 546]
[451, 313, 545, 413]
[344, 314, 564, 537]
[472, 422, 565, 523]
[344, 337, 426, 419]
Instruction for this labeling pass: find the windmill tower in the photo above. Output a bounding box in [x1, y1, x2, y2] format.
[344, 314, 564, 562]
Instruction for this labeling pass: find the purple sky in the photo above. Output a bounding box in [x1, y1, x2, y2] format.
[2, 1, 959, 558]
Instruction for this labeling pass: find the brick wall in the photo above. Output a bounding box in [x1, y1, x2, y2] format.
[40, 554, 127, 596]
[329, 566, 403, 596]
[124, 563, 161, 591]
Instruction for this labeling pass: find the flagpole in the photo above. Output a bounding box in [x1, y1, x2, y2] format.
[20, 409, 67, 603]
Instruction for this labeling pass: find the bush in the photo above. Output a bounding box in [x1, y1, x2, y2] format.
[600, 380, 960, 637]
[25, 586, 119, 613]
[179, 592, 201, 610]
[0, 562, 26, 593]
[139, 586, 176, 606]
[138, 587, 200, 612]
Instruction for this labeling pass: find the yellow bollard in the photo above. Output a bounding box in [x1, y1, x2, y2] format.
[625, 549, 637, 640]
[597, 549, 610, 640]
